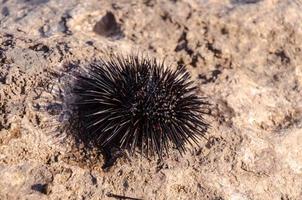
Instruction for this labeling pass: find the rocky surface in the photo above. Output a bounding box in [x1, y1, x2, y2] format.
[1, 0, 302, 199]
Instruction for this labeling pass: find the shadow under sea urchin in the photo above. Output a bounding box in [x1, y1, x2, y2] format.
[72, 54, 210, 160]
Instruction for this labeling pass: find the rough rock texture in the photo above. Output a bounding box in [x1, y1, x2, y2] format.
[1, 0, 302, 199]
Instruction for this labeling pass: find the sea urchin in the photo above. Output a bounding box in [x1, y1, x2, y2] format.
[73, 54, 209, 158]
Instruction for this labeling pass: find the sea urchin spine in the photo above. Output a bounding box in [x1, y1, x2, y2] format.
[73, 54, 209, 158]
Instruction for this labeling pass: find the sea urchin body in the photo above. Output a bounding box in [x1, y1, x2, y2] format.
[73, 55, 209, 158]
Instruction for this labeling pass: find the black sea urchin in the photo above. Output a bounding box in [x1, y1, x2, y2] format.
[73, 55, 209, 158]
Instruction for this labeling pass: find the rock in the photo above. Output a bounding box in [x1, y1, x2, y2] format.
[0, 0, 302, 199]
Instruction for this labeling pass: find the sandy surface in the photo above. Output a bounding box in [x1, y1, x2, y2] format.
[1, 0, 302, 199]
